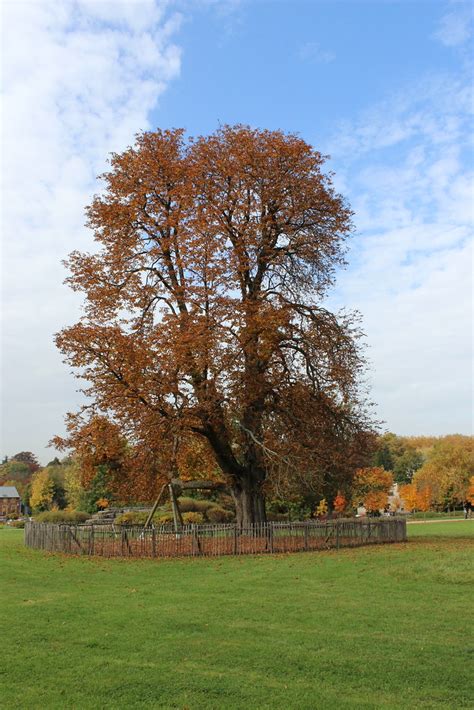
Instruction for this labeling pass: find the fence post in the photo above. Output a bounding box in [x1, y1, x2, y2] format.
[192, 525, 197, 556]
[336, 521, 340, 550]
[89, 526, 95, 556]
[304, 523, 309, 551]
[192, 525, 201, 556]
[233, 525, 238, 555]
[152, 527, 157, 557]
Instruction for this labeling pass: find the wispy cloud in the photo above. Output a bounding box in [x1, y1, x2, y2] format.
[325, 68, 473, 435]
[298, 41, 335, 64]
[433, 1, 473, 47]
[184, 0, 244, 42]
[1, 0, 182, 461]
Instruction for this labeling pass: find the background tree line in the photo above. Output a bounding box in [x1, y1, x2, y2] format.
[2, 432, 472, 519]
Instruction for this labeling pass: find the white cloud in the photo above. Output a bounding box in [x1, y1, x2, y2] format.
[1, 0, 182, 462]
[325, 70, 473, 436]
[433, 2, 473, 47]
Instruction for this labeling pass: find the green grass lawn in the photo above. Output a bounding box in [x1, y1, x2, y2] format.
[2, 524, 473, 710]
[407, 519, 474, 537]
[407, 511, 466, 520]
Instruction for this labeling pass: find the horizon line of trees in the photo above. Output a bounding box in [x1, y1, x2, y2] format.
[1, 432, 473, 519]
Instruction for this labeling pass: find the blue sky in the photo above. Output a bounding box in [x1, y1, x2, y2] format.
[158, 1, 462, 137]
[1, 0, 472, 463]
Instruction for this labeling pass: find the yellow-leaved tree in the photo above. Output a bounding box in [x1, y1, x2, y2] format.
[315, 498, 328, 517]
[63, 460, 85, 510]
[30, 469, 55, 512]
[413, 435, 473, 508]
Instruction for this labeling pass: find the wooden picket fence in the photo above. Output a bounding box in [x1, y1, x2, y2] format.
[25, 518, 406, 559]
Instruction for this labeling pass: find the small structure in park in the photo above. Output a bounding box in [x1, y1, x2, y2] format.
[143, 478, 226, 531]
[0, 486, 21, 519]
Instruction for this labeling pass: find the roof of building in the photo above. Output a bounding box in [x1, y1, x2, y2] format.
[0, 486, 20, 498]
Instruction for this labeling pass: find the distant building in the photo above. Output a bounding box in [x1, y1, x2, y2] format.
[0, 486, 21, 518]
[388, 482, 407, 514]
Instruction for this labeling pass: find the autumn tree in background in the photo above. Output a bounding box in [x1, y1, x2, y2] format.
[56, 125, 375, 525]
[413, 435, 474, 509]
[333, 493, 347, 515]
[392, 447, 424, 483]
[315, 498, 328, 517]
[398, 483, 431, 513]
[63, 460, 84, 510]
[352, 467, 393, 513]
[415, 486, 431, 512]
[265, 427, 375, 515]
[30, 469, 55, 512]
[372, 433, 423, 483]
[398, 483, 418, 513]
[11, 451, 40, 473]
[29, 462, 67, 513]
[0, 459, 33, 484]
[467, 477, 474, 505]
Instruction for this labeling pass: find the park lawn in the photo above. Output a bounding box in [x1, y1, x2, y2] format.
[1, 527, 473, 710]
[408, 519, 474, 538]
[408, 511, 465, 520]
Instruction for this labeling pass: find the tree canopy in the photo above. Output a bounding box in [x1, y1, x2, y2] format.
[55, 125, 375, 525]
[413, 435, 474, 508]
[372, 433, 424, 483]
[11, 451, 40, 473]
[352, 467, 393, 513]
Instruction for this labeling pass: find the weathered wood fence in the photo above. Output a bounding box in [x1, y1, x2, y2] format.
[25, 518, 406, 559]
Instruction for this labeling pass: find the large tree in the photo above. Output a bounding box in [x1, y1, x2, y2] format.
[56, 126, 374, 526]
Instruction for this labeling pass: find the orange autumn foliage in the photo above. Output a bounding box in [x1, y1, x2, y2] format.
[364, 490, 390, 513]
[333, 493, 347, 514]
[466, 476, 474, 505]
[416, 486, 431, 512]
[399, 483, 432, 512]
[352, 467, 393, 512]
[399, 483, 419, 513]
[55, 125, 375, 524]
[53, 414, 220, 504]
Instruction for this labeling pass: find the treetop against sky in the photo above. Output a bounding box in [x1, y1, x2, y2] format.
[1, 0, 472, 463]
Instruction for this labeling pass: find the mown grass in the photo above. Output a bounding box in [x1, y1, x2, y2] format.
[1, 523, 473, 709]
[408, 520, 474, 537]
[407, 510, 465, 520]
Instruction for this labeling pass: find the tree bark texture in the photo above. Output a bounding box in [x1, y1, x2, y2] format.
[231, 476, 267, 527]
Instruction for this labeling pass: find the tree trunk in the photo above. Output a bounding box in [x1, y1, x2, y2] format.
[231, 477, 267, 528]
